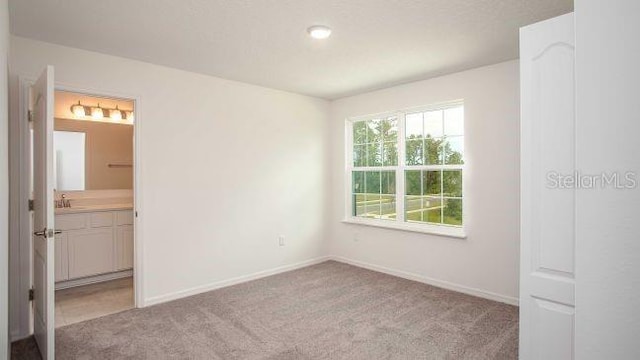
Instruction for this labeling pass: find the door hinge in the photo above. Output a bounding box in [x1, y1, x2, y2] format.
[29, 288, 34, 301]
[28, 199, 34, 211]
[28, 110, 33, 122]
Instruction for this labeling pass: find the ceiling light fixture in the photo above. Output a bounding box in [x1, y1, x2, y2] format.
[307, 25, 332, 39]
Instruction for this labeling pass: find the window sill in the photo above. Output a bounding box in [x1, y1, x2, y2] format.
[341, 218, 467, 239]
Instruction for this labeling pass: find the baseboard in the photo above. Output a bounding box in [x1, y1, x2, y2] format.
[143, 256, 332, 307]
[10, 330, 31, 343]
[330, 255, 519, 306]
[55, 270, 133, 290]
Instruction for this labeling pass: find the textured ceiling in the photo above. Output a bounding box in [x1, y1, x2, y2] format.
[9, 0, 573, 99]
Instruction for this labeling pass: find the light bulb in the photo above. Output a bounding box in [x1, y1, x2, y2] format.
[71, 101, 86, 117]
[307, 25, 332, 39]
[91, 105, 103, 119]
[110, 106, 122, 121]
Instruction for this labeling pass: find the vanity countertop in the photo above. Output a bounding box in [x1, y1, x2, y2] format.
[55, 203, 133, 215]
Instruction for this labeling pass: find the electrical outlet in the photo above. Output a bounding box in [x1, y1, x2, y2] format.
[278, 235, 285, 246]
[353, 232, 360, 242]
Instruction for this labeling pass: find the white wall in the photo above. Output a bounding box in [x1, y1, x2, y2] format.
[8, 36, 330, 338]
[575, 0, 640, 358]
[328, 61, 520, 304]
[1, 0, 9, 356]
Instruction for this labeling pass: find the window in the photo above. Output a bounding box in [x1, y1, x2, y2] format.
[347, 102, 464, 236]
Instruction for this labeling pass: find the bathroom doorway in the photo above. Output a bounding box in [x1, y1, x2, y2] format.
[50, 89, 137, 327]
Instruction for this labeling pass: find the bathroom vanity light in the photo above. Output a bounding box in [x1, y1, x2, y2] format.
[307, 25, 332, 39]
[69, 101, 134, 124]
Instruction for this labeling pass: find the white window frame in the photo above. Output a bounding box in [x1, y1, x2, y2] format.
[343, 100, 466, 238]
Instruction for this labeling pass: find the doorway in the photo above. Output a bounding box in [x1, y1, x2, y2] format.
[14, 70, 142, 358]
[51, 90, 136, 327]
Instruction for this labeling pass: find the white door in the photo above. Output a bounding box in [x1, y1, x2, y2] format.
[31, 65, 56, 360]
[520, 13, 575, 360]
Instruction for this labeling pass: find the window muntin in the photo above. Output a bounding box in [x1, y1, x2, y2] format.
[348, 103, 464, 229]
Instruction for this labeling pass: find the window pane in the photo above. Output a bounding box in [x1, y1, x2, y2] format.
[405, 197, 423, 222]
[405, 139, 423, 165]
[424, 206, 443, 224]
[353, 144, 366, 167]
[381, 117, 398, 142]
[365, 194, 381, 218]
[405, 112, 423, 138]
[443, 198, 463, 225]
[424, 137, 443, 165]
[444, 106, 464, 136]
[405, 170, 421, 195]
[353, 121, 367, 144]
[352, 171, 365, 193]
[383, 141, 398, 166]
[442, 170, 462, 197]
[424, 110, 443, 137]
[381, 171, 395, 194]
[353, 194, 366, 217]
[380, 195, 396, 220]
[365, 171, 381, 194]
[366, 142, 382, 167]
[367, 119, 382, 144]
[443, 136, 464, 165]
[423, 170, 442, 196]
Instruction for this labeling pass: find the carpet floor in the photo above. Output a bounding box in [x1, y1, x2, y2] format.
[12, 261, 518, 359]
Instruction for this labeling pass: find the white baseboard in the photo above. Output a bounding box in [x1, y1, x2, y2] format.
[143, 256, 332, 307]
[55, 270, 133, 290]
[143, 254, 517, 308]
[330, 256, 519, 306]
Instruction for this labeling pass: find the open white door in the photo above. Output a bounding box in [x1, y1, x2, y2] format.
[31, 65, 56, 360]
[520, 13, 575, 360]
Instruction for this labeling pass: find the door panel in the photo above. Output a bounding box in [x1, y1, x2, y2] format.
[54, 232, 68, 282]
[115, 225, 134, 270]
[520, 13, 576, 360]
[68, 228, 115, 278]
[31, 65, 55, 359]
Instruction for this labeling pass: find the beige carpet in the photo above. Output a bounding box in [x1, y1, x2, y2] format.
[12, 261, 518, 359]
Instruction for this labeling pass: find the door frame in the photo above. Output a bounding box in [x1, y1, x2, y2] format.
[12, 75, 144, 340]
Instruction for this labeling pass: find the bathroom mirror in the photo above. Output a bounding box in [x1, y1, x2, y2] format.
[54, 118, 133, 191]
[54, 131, 86, 191]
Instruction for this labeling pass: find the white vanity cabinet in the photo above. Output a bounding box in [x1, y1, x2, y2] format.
[55, 209, 133, 284]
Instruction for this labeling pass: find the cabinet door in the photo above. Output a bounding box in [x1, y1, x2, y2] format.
[54, 232, 69, 282]
[68, 228, 115, 279]
[115, 225, 134, 270]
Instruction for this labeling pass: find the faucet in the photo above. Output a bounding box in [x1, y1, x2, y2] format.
[56, 194, 71, 208]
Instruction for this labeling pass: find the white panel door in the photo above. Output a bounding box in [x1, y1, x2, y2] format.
[520, 13, 575, 360]
[31, 65, 56, 360]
